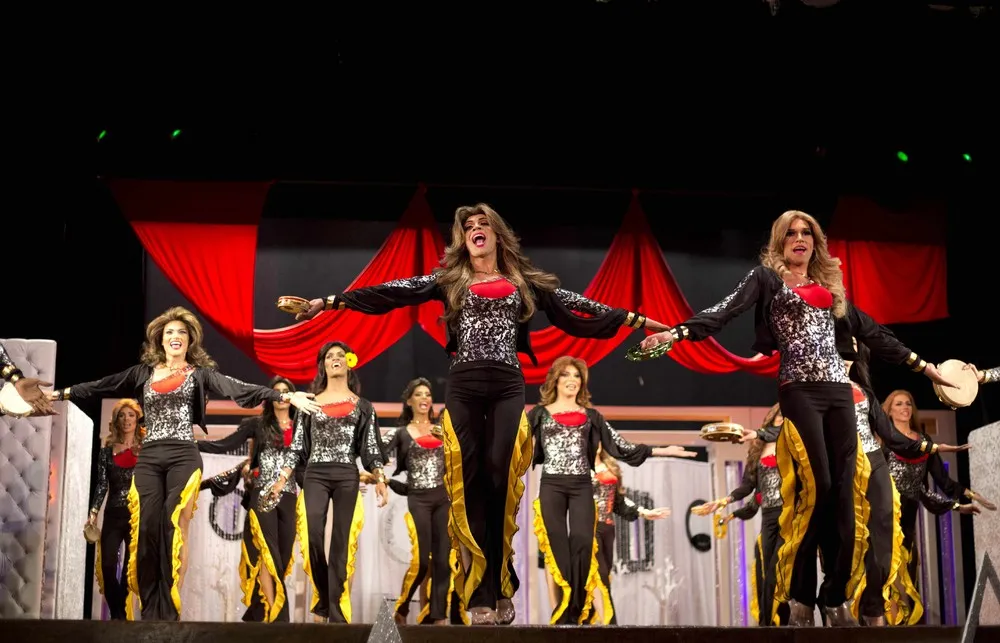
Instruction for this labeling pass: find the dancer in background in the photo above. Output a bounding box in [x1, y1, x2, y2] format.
[702, 404, 785, 627]
[276, 341, 388, 624]
[88, 399, 143, 620]
[590, 442, 671, 625]
[289, 203, 666, 624]
[197, 376, 300, 622]
[882, 389, 993, 624]
[49, 306, 320, 621]
[0, 341, 55, 416]
[383, 378, 465, 625]
[529, 356, 689, 625]
[640, 210, 956, 626]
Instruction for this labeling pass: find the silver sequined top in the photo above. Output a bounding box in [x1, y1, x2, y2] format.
[383, 428, 445, 491]
[757, 464, 782, 509]
[853, 389, 881, 454]
[540, 411, 591, 476]
[377, 274, 612, 369]
[142, 372, 197, 443]
[291, 404, 385, 468]
[985, 366, 1000, 383]
[887, 452, 954, 511]
[769, 284, 849, 383]
[593, 473, 638, 524]
[259, 439, 298, 496]
[91, 446, 135, 512]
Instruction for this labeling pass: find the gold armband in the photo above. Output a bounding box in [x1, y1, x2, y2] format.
[1, 365, 22, 382]
[952, 501, 961, 511]
[624, 312, 646, 329]
[324, 295, 336, 311]
[965, 489, 976, 500]
[672, 326, 690, 342]
[930, 443, 939, 455]
[906, 352, 927, 373]
[920, 440, 929, 453]
[55, 387, 71, 401]
[984, 370, 994, 383]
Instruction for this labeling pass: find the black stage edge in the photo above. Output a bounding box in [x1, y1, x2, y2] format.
[3, 621, 998, 643]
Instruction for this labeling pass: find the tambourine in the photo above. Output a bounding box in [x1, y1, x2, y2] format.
[430, 424, 444, 439]
[257, 490, 280, 514]
[276, 295, 312, 315]
[83, 523, 101, 543]
[700, 422, 745, 443]
[625, 335, 674, 362]
[713, 512, 728, 539]
[933, 359, 979, 410]
[0, 381, 33, 418]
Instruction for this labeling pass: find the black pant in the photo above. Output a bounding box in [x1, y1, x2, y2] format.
[302, 462, 363, 623]
[129, 440, 203, 621]
[97, 506, 132, 620]
[394, 486, 453, 622]
[442, 362, 531, 611]
[774, 382, 857, 609]
[859, 451, 894, 619]
[240, 505, 265, 622]
[245, 491, 297, 622]
[594, 522, 617, 624]
[897, 495, 925, 624]
[536, 474, 597, 624]
[754, 507, 783, 626]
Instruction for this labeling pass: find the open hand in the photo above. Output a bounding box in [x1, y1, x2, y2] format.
[288, 391, 322, 415]
[375, 481, 388, 508]
[295, 298, 326, 322]
[691, 500, 721, 516]
[739, 428, 758, 444]
[924, 363, 958, 389]
[958, 504, 981, 516]
[640, 507, 671, 520]
[640, 330, 674, 351]
[936, 443, 971, 453]
[971, 492, 997, 511]
[653, 445, 698, 458]
[964, 363, 985, 384]
[15, 377, 57, 416]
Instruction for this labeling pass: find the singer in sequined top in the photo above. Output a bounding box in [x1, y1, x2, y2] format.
[275, 341, 388, 624]
[588, 442, 670, 626]
[0, 340, 55, 416]
[288, 204, 665, 625]
[197, 376, 300, 623]
[88, 398, 143, 620]
[382, 378, 463, 626]
[528, 357, 687, 625]
[640, 211, 956, 627]
[50, 307, 320, 622]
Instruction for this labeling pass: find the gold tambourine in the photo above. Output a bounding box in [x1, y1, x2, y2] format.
[276, 295, 311, 315]
[430, 424, 444, 439]
[83, 523, 101, 543]
[933, 359, 979, 410]
[257, 490, 280, 514]
[0, 381, 33, 418]
[700, 422, 745, 443]
[713, 512, 728, 539]
[625, 335, 674, 362]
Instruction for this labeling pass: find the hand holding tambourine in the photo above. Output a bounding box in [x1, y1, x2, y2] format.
[932, 359, 979, 410]
[277, 296, 326, 322]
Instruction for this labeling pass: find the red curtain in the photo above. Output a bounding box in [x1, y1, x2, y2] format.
[111, 180, 270, 356]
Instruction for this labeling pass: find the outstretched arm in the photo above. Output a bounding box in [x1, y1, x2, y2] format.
[849, 304, 957, 389]
[295, 274, 442, 321]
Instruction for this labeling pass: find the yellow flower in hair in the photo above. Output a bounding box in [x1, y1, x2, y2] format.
[345, 352, 358, 368]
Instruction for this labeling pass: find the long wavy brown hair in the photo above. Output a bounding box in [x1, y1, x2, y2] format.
[761, 402, 782, 430]
[106, 398, 144, 447]
[435, 203, 560, 325]
[596, 442, 625, 493]
[760, 210, 847, 318]
[139, 306, 217, 368]
[538, 355, 592, 407]
[882, 389, 921, 434]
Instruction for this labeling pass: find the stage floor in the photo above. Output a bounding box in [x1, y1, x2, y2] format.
[3, 620, 995, 643]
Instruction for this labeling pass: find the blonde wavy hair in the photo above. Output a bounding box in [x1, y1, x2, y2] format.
[106, 398, 144, 447]
[882, 389, 921, 434]
[139, 306, 217, 368]
[596, 442, 624, 492]
[538, 355, 592, 407]
[435, 203, 560, 325]
[760, 210, 847, 318]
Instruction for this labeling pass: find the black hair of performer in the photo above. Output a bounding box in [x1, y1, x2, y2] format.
[196, 375, 301, 622]
[640, 210, 957, 626]
[277, 341, 389, 623]
[289, 203, 665, 624]
[383, 378, 468, 625]
[881, 388, 992, 625]
[0, 340, 56, 416]
[589, 441, 671, 625]
[530, 356, 685, 625]
[49, 306, 320, 621]
[88, 398, 143, 620]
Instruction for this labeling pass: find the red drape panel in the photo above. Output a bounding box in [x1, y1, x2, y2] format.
[251, 186, 445, 380]
[828, 239, 948, 324]
[111, 180, 270, 356]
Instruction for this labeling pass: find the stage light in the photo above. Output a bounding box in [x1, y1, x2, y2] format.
[171, 129, 182, 139]
[896, 151, 909, 163]
[97, 130, 106, 142]
[962, 153, 972, 162]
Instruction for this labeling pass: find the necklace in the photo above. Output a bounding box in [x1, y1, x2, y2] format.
[473, 267, 498, 275]
[318, 393, 357, 406]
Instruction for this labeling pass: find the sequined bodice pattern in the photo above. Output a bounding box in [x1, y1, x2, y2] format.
[453, 281, 522, 368]
[291, 405, 384, 468]
[91, 446, 135, 512]
[768, 285, 849, 383]
[391, 428, 446, 491]
[259, 439, 298, 496]
[853, 395, 881, 454]
[757, 464, 783, 509]
[540, 412, 590, 476]
[142, 373, 197, 443]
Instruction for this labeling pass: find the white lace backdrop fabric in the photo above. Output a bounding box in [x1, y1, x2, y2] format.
[528, 457, 717, 625]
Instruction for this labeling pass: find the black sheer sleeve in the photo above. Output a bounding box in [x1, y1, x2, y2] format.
[613, 490, 641, 522]
[197, 417, 256, 454]
[867, 392, 933, 459]
[528, 405, 546, 468]
[357, 403, 387, 474]
[286, 412, 310, 469]
[535, 288, 632, 339]
[727, 466, 757, 503]
[926, 454, 967, 499]
[60, 364, 149, 404]
[674, 268, 763, 342]
[847, 304, 923, 370]
[200, 462, 246, 496]
[731, 495, 761, 521]
[381, 427, 400, 460]
[919, 487, 959, 515]
[332, 274, 442, 315]
[756, 424, 781, 443]
[202, 371, 283, 408]
[592, 409, 653, 467]
[389, 479, 409, 496]
[90, 446, 111, 514]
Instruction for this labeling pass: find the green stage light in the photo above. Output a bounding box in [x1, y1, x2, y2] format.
[171, 129, 182, 139]
[896, 151, 908, 163]
[97, 130, 106, 142]
[962, 153, 972, 162]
